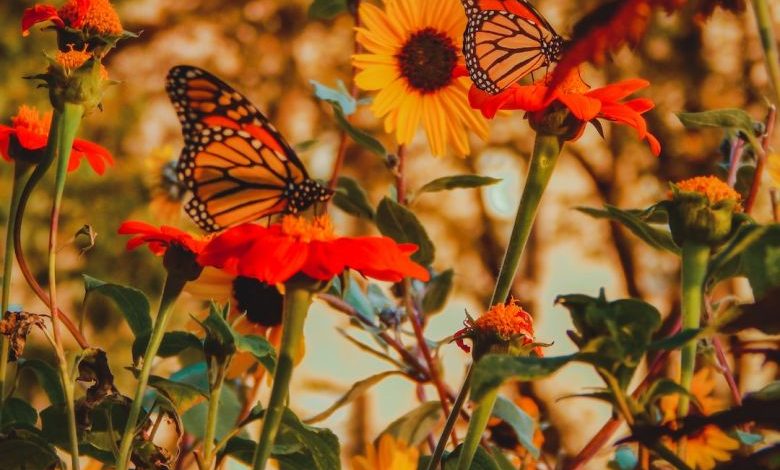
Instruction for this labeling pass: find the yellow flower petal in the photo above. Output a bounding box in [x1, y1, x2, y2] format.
[355, 65, 399, 90]
[359, 3, 404, 47]
[422, 94, 447, 157]
[372, 79, 406, 117]
[395, 90, 422, 144]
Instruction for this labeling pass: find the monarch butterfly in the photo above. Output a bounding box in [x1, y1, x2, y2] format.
[165, 65, 332, 232]
[461, 0, 565, 94]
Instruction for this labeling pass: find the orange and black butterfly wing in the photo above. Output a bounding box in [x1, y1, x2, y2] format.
[180, 125, 332, 232]
[461, 0, 563, 94]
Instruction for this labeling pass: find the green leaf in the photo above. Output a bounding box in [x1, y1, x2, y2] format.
[0, 435, 61, 470]
[333, 176, 375, 219]
[147, 375, 208, 415]
[274, 408, 341, 470]
[198, 303, 277, 372]
[237, 334, 277, 373]
[707, 223, 768, 286]
[741, 225, 780, 298]
[0, 397, 38, 428]
[421, 269, 454, 315]
[308, 0, 349, 20]
[306, 371, 405, 424]
[334, 105, 386, 157]
[489, 446, 518, 470]
[310, 80, 356, 115]
[182, 381, 242, 441]
[376, 197, 435, 265]
[491, 396, 539, 458]
[647, 328, 702, 351]
[381, 401, 442, 447]
[471, 354, 575, 401]
[132, 330, 203, 361]
[416, 175, 501, 195]
[17, 358, 65, 405]
[83, 274, 151, 338]
[677, 109, 762, 151]
[640, 378, 694, 407]
[418, 444, 501, 470]
[577, 205, 679, 254]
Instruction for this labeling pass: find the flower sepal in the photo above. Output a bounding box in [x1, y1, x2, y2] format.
[163, 243, 204, 283]
[528, 102, 586, 141]
[667, 177, 743, 248]
[35, 50, 113, 112]
[284, 272, 332, 294]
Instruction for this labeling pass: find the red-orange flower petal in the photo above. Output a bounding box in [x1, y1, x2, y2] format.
[21, 4, 64, 36]
[70, 138, 114, 174]
[118, 221, 206, 257]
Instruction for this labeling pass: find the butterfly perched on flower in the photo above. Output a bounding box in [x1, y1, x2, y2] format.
[165, 65, 332, 232]
[461, 0, 565, 94]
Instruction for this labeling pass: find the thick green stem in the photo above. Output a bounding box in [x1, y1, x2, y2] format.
[677, 242, 710, 419]
[251, 286, 313, 470]
[0, 164, 33, 417]
[427, 364, 473, 470]
[455, 388, 497, 470]
[116, 275, 187, 470]
[490, 133, 562, 305]
[202, 361, 228, 468]
[47, 103, 84, 470]
[752, 0, 780, 106]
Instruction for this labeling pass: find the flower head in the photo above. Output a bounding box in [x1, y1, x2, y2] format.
[674, 176, 742, 207]
[668, 175, 742, 246]
[0, 105, 113, 174]
[352, 0, 489, 157]
[352, 434, 419, 470]
[198, 215, 430, 286]
[22, 0, 123, 38]
[119, 221, 207, 281]
[469, 68, 661, 155]
[453, 298, 541, 359]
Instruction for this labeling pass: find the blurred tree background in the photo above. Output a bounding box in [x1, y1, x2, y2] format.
[1, 0, 778, 467]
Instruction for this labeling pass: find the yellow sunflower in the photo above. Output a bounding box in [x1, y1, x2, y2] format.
[352, 434, 419, 470]
[352, 0, 489, 157]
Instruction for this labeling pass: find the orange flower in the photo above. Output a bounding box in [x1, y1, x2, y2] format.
[22, 0, 123, 37]
[453, 298, 541, 357]
[118, 221, 206, 258]
[468, 68, 661, 156]
[352, 434, 419, 470]
[674, 176, 742, 207]
[0, 105, 113, 174]
[198, 215, 430, 285]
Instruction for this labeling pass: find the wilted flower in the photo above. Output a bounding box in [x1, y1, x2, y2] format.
[453, 298, 542, 359]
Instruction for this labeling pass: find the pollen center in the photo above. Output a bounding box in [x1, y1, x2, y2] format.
[675, 176, 741, 205]
[232, 276, 283, 327]
[280, 215, 335, 242]
[474, 298, 534, 340]
[396, 28, 458, 94]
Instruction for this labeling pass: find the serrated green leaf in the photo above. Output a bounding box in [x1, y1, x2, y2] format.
[132, 330, 203, 361]
[417, 175, 501, 195]
[307, 370, 405, 424]
[677, 109, 762, 151]
[0, 397, 38, 429]
[577, 205, 679, 254]
[381, 401, 442, 447]
[308, 0, 349, 20]
[83, 274, 151, 338]
[422, 269, 454, 315]
[471, 354, 575, 401]
[491, 396, 539, 458]
[376, 197, 435, 265]
[17, 358, 65, 405]
[333, 176, 375, 219]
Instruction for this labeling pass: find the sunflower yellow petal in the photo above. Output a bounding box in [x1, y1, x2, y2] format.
[396, 90, 422, 144]
[442, 84, 489, 139]
[372, 79, 406, 117]
[359, 2, 405, 46]
[352, 53, 396, 66]
[393, 0, 422, 30]
[355, 28, 397, 55]
[355, 65, 399, 90]
[422, 95, 447, 157]
[384, 108, 399, 134]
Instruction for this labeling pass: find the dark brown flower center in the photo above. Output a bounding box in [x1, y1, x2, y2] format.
[396, 28, 457, 93]
[232, 276, 283, 327]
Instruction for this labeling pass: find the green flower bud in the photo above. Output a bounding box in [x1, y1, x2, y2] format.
[668, 176, 742, 247]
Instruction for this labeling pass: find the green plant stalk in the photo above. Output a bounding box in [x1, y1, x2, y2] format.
[677, 242, 709, 421]
[116, 274, 187, 470]
[455, 387, 498, 470]
[203, 360, 228, 468]
[752, 0, 780, 106]
[251, 286, 313, 470]
[0, 163, 33, 417]
[490, 133, 562, 305]
[427, 364, 473, 470]
[47, 102, 84, 470]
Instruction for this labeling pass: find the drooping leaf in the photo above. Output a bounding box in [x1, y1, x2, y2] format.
[416, 175, 501, 195]
[471, 354, 575, 401]
[17, 358, 65, 405]
[310, 79, 357, 115]
[132, 330, 203, 361]
[306, 371, 405, 424]
[308, 0, 350, 20]
[376, 197, 435, 265]
[83, 274, 151, 339]
[421, 269, 454, 315]
[0, 397, 38, 429]
[381, 401, 442, 447]
[678, 109, 763, 152]
[0, 310, 45, 361]
[577, 205, 679, 254]
[333, 176, 375, 219]
[491, 396, 539, 458]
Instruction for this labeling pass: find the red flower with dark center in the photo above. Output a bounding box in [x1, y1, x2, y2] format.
[198, 215, 430, 285]
[0, 105, 113, 174]
[22, 0, 123, 37]
[118, 221, 206, 257]
[468, 68, 661, 156]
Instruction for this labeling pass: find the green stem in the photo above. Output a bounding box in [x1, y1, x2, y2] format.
[203, 360, 228, 468]
[490, 133, 562, 305]
[48, 102, 84, 470]
[0, 163, 33, 416]
[251, 285, 313, 470]
[677, 242, 709, 420]
[752, 0, 780, 106]
[427, 364, 473, 470]
[455, 387, 497, 470]
[116, 274, 187, 470]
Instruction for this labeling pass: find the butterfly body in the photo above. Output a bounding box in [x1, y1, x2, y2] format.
[462, 0, 564, 94]
[166, 65, 332, 232]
